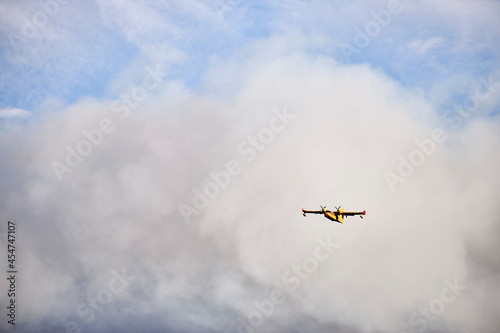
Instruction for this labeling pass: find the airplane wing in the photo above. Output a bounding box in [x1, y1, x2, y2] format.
[302, 209, 323, 214]
[342, 210, 366, 216]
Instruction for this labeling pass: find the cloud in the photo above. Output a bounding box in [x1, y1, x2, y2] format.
[407, 37, 445, 55]
[0, 36, 499, 333]
[0, 1, 499, 333]
[0, 107, 31, 119]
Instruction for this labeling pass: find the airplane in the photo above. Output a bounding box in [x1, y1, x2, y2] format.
[302, 206, 366, 224]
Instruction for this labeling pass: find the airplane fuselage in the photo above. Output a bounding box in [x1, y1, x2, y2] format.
[323, 210, 343, 223]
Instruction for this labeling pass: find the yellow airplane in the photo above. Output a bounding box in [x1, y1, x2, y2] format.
[302, 206, 366, 224]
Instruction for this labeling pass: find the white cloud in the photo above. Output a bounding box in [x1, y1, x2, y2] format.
[0, 107, 31, 119]
[407, 37, 445, 55]
[1, 38, 499, 332]
[1, 1, 500, 333]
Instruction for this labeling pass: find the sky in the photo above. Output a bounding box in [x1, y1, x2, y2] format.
[0, 0, 500, 332]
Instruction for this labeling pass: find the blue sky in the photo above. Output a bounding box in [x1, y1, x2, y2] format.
[1, 1, 500, 333]
[1, 0, 498, 113]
